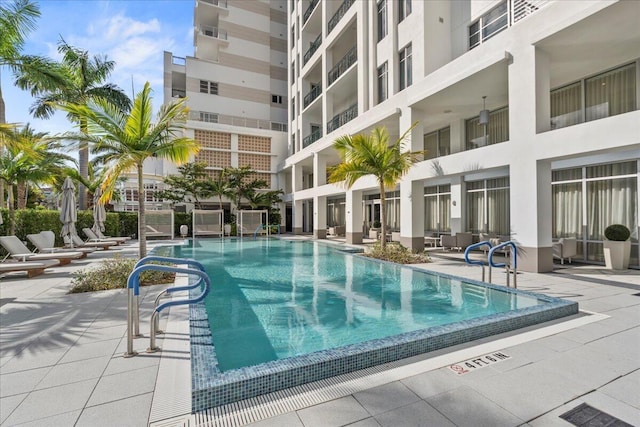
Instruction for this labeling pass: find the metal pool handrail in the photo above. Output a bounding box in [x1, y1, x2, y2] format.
[125, 259, 210, 357]
[253, 224, 281, 239]
[464, 241, 493, 282]
[488, 241, 518, 288]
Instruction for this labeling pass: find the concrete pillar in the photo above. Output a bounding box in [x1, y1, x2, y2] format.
[230, 133, 239, 167]
[346, 190, 363, 244]
[293, 199, 304, 234]
[292, 163, 303, 191]
[399, 179, 424, 252]
[313, 153, 326, 187]
[313, 195, 327, 239]
[450, 176, 463, 233]
[535, 49, 551, 133]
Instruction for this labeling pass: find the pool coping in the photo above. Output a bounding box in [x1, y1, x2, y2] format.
[188, 239, 579, 411]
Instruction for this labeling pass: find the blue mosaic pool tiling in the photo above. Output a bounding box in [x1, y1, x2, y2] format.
[189, 265, 578, 412]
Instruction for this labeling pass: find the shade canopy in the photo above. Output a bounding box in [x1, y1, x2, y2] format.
[60, 177, 78, 245]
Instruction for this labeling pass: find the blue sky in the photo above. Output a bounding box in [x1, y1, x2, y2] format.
[2, 0, 194, 134]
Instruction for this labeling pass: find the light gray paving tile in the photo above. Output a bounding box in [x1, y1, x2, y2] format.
[0, 393, 27, 424]
[76, 392, 153, 427]
[586, 327, 640, 362]
[401, 368, 461, 400]
[35, 356, 111, 390]
[296, 396, 369, 427]
[9, 410, 81, 427]
[2, 378, 97, 425]
[466, 363, 585, 422]
[57, 338, 121, 364]
[345, 418, 381, 427]
[374, 400, 456, 427]
[0, 366, 51, 397]
[427, 386, 524, 427]
[102, 352, 160, 376]
[247, 412, 303, 427]
[353, 381, 420, 416]
[75, 324, 126, 344]
[599, 370, 640, 410]
[86, 364, 158, 407]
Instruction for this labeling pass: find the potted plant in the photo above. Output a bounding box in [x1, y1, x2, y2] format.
[603, 224, 631, 270]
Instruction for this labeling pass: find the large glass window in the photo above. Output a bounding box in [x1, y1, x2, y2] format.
[551, 63, 637, 130]
[466, 178, 510, 235]
[377, 0, 387, 41]
[466, 107, 509, 149]
[423, 127, 451, 160]
[327, 199, 346, 227]
[398, 0, 411, 22]
[377, 62, 388, 103]
[399, 43, 412, 90]
[424, 185, 451, 235]
[468, 0, 508, 49]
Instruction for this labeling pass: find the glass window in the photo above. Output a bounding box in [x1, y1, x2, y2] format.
[423, 127, 450, 159]
[199, 80, 208, 93]
[377, 62, 388, 103]
[468, 0, 508, 50]
[424, 185, 451, 234]
[399, 43, 412, 90]
[377, 0, 387, 41]
[466, 107, 509, 150]
[585, 63, 636, 122]
[398, 0, 411, 22]
[466, 178, 510, 235]
[551, 82, 582, 129]
[587, 161, 637, 179]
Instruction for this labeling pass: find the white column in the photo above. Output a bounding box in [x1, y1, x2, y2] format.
[230, 133, 239, 167]
[399, 179, 424, 252]
[313, 152, 326, 187]
[293, 199, 304, 234]
[450, 176, 463, 234]
[292, 163, 303, 191]
[313, 195, 327, 239]
[346, 189, 363, 244]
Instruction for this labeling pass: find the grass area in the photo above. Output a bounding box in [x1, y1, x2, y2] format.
[69, 255, 175, 293]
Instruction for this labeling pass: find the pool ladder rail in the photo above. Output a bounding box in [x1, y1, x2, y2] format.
[125, 256, 211, 358]
[253, 224, 281, 239]
[464, 240, 518, 288]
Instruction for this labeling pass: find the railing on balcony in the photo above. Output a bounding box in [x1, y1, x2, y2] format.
[303, 84, 322, 108]
[327, 46, 356, 86]
[199, 25, 228, 41]
[189, 110, 287, 132]
[171, 56, 186, 66]
[199, 0, 228, 8]
[303, 129, 322, 148]
[172, 89, 186, 98]
[303, 0, 320, 25]
[512, 0, 547, 23]
[327, 104, 358, 134]
[303, 33, 322, 65]
[328, 0, 355, 34]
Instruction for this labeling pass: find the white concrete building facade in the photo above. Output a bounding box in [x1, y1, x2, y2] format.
[284, 0, 640, 272]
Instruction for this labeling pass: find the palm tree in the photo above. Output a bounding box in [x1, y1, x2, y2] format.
[60, 82, 199, 258]
[328, 125, 422, 250]
[0, 124, 74, 234]
[28, 38, 131, 210]
[0, 0, 65, 206]
[206, 172, 233, 211]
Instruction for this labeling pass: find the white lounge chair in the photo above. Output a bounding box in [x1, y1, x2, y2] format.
[0, 259, 60, 278]
[83, 228, 125, 245]
[0, 236, 84, 266]
[95, 229, 131, 243]
[68, 234, 117, 250]
[27, 232, 95, 258]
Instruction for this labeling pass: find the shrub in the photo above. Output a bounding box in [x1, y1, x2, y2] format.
[604, 224, 630, 241]
[69, 255, 175, 293]
[364, 242, 431, 264]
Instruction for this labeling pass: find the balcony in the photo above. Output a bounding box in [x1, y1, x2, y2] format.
[199, 0, 227, 8]
[328, 0, 355, 34]
[303, 129, 322, 148]
[303, 0, 320, 25]
[327, 104, 357, 134]
[328, 46, 356, 86]
[189, 110, 287, 132]
[199, 25, 227, 41]
[303, 84, 322, 109]
[303, 33, 322, 66]
[172, 89, 186, 98]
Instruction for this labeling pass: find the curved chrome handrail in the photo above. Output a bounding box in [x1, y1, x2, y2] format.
[488, 241, 518, 288]
[464, 241, 493, 282]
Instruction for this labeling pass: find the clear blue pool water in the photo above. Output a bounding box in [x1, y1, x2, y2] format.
[164, 238, 545, 372]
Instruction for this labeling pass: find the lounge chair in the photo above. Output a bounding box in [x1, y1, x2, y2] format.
[27, 232, 95, 258]
[441, 232, 473, 252]
[68, 234, 117, 250]
[0, 259, 60, 278]
[95, 229, 131, 243]
[83, 228, 125, 245]
[0, 236, 84, 266]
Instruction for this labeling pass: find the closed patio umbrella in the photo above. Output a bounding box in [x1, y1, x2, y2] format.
[92, 187, 106, 234]
[60, 177, 78, 247]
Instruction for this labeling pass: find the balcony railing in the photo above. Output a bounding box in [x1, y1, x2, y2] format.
[303, 0, 320, 24]
[189, 110, 287, 132]
[303, 129, 322, 148]
[171, 56, 186, 66]
[303, 84, 322, 108]
[199, 25, 228, 41]
[199, 0, 227, 8]
[172, 89, 186, 98]
[328, 0, 355, 34]
[327, 46, 356, 86]
[327, 104, 358, 134]
[303, 33, 322, 65]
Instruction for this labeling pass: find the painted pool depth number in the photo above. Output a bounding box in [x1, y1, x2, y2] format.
[448, 352, 511, 375]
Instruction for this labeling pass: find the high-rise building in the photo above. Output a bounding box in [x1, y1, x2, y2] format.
[284, 0, 639, 272]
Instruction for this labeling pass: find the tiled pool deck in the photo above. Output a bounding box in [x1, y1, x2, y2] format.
[1, 238, 638, 426]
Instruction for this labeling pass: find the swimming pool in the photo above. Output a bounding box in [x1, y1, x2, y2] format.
[159, 238, 578, 410]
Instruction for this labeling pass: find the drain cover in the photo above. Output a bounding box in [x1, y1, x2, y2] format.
[560, 403, 633, 426]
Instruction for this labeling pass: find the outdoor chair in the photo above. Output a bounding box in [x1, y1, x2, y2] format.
[95, 229, 131, 243]
[27, 232, 95, 258]
[553, 237, 577, 265]
[0, 236, 84, 266]
[83, 228, 125, 245]
[0, 259, 60, 278]
[67, 234, 117, 250]
[441, 232, 473, 252]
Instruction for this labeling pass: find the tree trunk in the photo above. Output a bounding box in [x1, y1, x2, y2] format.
[379, 182, 387, 251]
[17, 181, 27, 209]
[78, 119, 89, 210]
[137, 163, 147, 258]
[7, 184, 15, 236]
[0, 80, 6, 208]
